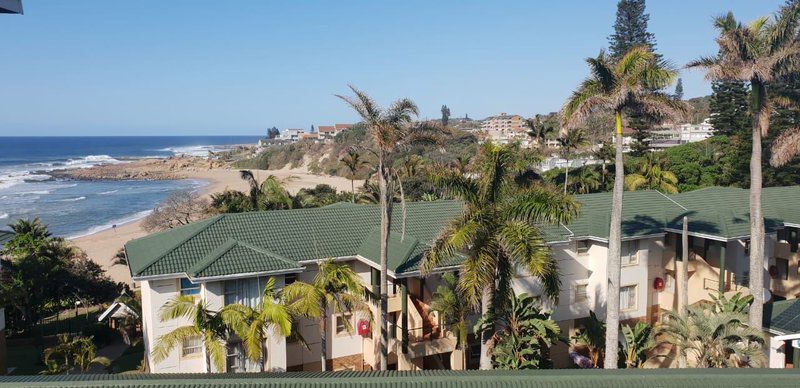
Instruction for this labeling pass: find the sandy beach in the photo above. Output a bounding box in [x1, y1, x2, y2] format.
[70, 166, 353, 285]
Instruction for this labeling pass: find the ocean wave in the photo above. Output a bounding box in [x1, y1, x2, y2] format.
[0, 154, 126, 190]
[58, 196, 86, 202]
[64, 155, 123, 169]
[20, 190, 51, 195]
[0, 213, 8, 220]
[67, 209, 153, 239]
[98, 189, 118, 195]
[158, 145, 232, 157]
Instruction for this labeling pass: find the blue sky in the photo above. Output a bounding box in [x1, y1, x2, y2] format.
[0, 1, 787, 136]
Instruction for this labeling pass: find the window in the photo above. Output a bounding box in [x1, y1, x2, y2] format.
[226, 341, 261, 372]
[620, 285, 638, 311]
[574, 283, 588, 303]
[621, 241, 639, 266]
[180, 278, 200, 296]
[335, 313, 353, 336]
[778, 229, 789, 243]
[576, 240, 590, 256]
[776, 258, 790, 281]
[285, 273, 297, 286]
[224, 278, 267, 307]
[182, 336, 202, 357]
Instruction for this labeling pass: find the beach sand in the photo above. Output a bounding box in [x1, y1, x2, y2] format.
[70, 166, 353, 285]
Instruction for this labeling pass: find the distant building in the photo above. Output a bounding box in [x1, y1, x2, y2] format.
[479, 113, 528, 145]
[317, 124, 352, 142]
[278, 129, 305, 142]
[299, 132, 320, 143]
[650, 118, 715, 150]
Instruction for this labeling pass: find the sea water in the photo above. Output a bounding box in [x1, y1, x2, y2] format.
[0, 136, 260, 237]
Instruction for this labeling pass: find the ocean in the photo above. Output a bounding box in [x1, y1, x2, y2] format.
[0, 136, 261, 238]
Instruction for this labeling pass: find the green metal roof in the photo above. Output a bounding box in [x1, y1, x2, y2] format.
[126, 201, 465, 279]
[3, 370, 800, 387]
[764, 298, 800, 335]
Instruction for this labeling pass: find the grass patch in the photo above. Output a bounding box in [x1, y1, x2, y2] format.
[110, 342, 144, 374]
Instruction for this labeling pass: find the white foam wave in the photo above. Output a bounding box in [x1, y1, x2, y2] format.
[64, 155, 123, 169]
[20, 190, 51, 195]
[68, 209, 153, 239]
[98, 189, 118, 195]
[0, 154, 126, 190]
[58, 196, 86, 202]
[159, 145, 232, 157]
[0, 213, 8, 220]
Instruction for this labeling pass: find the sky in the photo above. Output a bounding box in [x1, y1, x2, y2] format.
[0, 0, 788, 136]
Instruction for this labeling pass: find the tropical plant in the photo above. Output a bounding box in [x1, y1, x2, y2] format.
[42, 334, 111, 375]
[239, 170, 293, 211]
[490, 293, 564, 370]
[561, 46, 686, 368]
[624, 153, 679, 193]
[571, 310, 606, 368]
[282, 259, 370, 371]
[423, 141, 579, 370]
[224, 278, 293, 371]
[657, 306, 765, 368]
[557, 127, 590, 194]
[592, 141, 616, 190]
[710, 291, 754, 314]
[619, 322, 654, 368]
[525, 114, 557, 148]
[151, 294, 244, 372]
[337, 86, 444, 369]
[688, 2, 800, 329]
[111, 248, 127, 267]
[570, 166, 602, 194]
[429, 273, 471, 350]
[340, 150, 369, 203]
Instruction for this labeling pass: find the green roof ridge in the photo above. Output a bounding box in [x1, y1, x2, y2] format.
[134, 215, 226, 277]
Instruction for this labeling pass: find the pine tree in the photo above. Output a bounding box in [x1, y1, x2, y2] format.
[608, 0, 658, 60]
[709, 81, 750, 137]
[674, 78, 684, 100]
[629, 128, 651, 157]
[441, 105, 451, 126]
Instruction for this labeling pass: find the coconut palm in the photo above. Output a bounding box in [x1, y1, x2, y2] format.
[224, 278, 293, 371]
[152, 294, 244, 372]
[620, 322, 654, 368]
[688, 3, 800, 329]
[423, 141, 579, 370]
[282, 258, 369, 371]
[340, 150, 369, 203]
[657, 306, 765, 368]
[337, 86, 443, 369]
[111, 248, 127, 267]
[624, 154, 679, 193]
[561, 46, 686, 368]
[525, 114, 557, 149]
[557, 127, 590, 195]
[429, 272, 471, 350]
[239, 170, 293, 211]
[490, 292, 564, 370]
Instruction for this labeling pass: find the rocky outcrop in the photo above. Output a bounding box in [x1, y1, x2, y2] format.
[49, 156, 230, 181]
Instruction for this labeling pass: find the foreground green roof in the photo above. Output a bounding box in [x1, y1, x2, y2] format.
[3, 370, 800, 387]
[764, 298, 800, 335]
[126, 201, 464, 279]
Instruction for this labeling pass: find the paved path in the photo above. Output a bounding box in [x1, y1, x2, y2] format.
[87, 341, 129, 374]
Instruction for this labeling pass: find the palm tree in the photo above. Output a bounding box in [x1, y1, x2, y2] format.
[571, 166, 602, 194]
[8, 218, 51, 240]
[624, 154, 679, 193]
[525, 114, 556, 149]
[557, 127, 590, 195]
[657, 306, 765, 368]
[490, 292, 564, 370]
[561, 47, 686, 368]
[620, 322, 654, 368]
[571, 310, 606, 368]
[688, 4, 800, 329]
[111, 248, 127, 267]
[592, 141, 615, 190]
[340, 150, 369, 203]
[282, 259, 369, 371]
[42, 334, 110, 375]
[239, 170, 293, 211]
[429, 273, 471, 351]
[152, 295, 243, 372]
[423, 141, 579, 370]
[337, 86, 443, 369]
[225, 278, 293, 371]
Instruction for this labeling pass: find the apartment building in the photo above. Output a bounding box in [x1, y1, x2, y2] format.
[125, 186, 800, 373]
[479, 113, 528, 145]
[317, 124, 352, 142]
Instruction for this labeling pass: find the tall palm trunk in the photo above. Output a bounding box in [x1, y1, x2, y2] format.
[564, 156, 570, 195]
[748, 81, 767, 329]
[604, 111, 624, 369]
[479, 285, 493, 370]
[319, 301, 328, 371]
[378, 156, 390, 370]
[351, 178, 356, 203]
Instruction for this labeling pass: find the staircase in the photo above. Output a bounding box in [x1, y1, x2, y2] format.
[410, 296, 441, 341]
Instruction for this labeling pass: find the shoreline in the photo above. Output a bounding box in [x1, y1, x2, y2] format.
[69, 165, 353, 285]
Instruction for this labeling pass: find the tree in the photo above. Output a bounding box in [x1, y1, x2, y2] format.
[152, 295, 244, 373]
[429, 273, 471, 350]
[340, 150, 369, 203]
[423, 142, 579, 370]
[674, 78, 684, 100]
[337, 86, 443, 369]
[111, 248, 127, 267]
[562, 47, 685, 369]
[282, 259, 369, 371]
[441, 105, 451, 126]
[657, 306, 765, 368]
[557, 127, 590, 194]
[608, 0, 658, 60]
[571, 310, 606, 368]
[629, 127, 651, 157]
[688, 2, 800, 329]
[141, 191, 210, 232]
[239, 170, 293, 211]
[592, 141, 616, 190]
[620, 322, 654, 368]
[224, 278, 293, 371]
[490, 293, 564, 370]
[769, 73, 800, 166]
[525, 114, 557, 148]
[267, 127, 280, 139]
[624, 153, 679, 193]
[570, 166, 602, 194]
[42, 334, 111, 375]
[709, 81, 751, 137]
